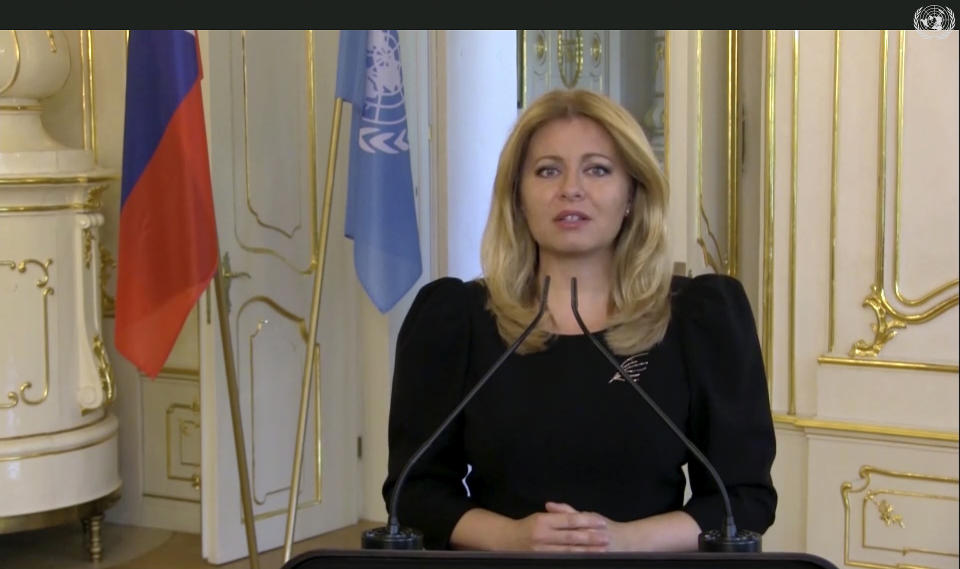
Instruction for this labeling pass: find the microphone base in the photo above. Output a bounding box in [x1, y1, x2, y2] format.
[698, 529, 762, 552]
[361, 525, 424, 550]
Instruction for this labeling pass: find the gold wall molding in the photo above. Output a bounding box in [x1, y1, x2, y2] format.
[848, 31, 959, 360]
[695, 30, 725, 276]
[1, 259, 55, 409]
[842, 465, 959, 568]
[236, 30, 318, 275]
[817, 355, 958, 374]
[762, 30, 777, 393]
[774, 413, 958, 443]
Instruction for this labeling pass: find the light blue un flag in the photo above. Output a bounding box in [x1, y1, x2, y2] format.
[336, 30, 422, 313]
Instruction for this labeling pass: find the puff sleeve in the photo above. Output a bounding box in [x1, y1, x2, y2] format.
[381, 277, 476, 548]
[676, 274, 778, 534]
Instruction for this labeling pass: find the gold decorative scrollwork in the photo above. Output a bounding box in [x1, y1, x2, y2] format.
[557, 30, 583, 89]
[866, 493, 904, 528]
[1, 259, 54, 409]
[850, 284, 957, 357]
[535, 31, 547, 64]
[82, 228, 94, 269]
[91, 335, 115, 405]
[99, 245, 116, 317]
[84, 184, 108, 210]
[591, 33, 601, 66]
[45, 30, 57, 53]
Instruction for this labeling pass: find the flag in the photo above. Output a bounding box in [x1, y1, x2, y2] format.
[115, 30, 218, 378]
[336, 30, 422, 313]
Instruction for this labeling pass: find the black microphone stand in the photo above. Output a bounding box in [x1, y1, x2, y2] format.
[569, 277, 761, 552]
[362, 277, 552, 549]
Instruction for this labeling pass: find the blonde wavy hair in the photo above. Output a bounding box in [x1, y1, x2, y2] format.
[480, 88, 672, 356]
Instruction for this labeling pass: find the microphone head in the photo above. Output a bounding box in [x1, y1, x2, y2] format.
[698, 528, 762, 552]
[361, 525, 424, 550]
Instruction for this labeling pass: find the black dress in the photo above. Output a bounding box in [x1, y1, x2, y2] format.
[383, 274, 777, 549]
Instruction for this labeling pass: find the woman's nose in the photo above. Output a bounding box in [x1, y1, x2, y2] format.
[559, 173, 584, 200]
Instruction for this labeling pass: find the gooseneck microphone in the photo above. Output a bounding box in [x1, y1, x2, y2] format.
[569, 278, 761, 552]
[362, 276, 552, 549]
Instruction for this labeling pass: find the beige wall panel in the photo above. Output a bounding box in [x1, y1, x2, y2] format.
[806, 434, 958, 569]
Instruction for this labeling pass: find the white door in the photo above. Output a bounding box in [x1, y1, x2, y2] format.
[199, 30, 361, 564]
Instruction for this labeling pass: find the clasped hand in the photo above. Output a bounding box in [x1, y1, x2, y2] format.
[511, 501, 624, 552]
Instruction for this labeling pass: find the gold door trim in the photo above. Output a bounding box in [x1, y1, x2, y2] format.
[695, 30, 725, 276]
[235, 30, 318, 275]
[0, 259, 54, 409]
[165, 401, 201, 489]
[235, 297, 322, 518]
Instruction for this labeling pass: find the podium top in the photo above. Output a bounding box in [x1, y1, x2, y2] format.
[282, 549, 840, 569]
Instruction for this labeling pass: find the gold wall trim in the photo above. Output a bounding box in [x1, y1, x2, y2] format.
[84, 30, 97, 160]
[0, 203, 94, 214]
[0, 30, 21, 96]
[788, 30, 799, 416]
[0, 175, 118, 186]
[235, 30, 318, 275]
[774, 413, 959, 442]
[892, 30, 959, 308]
[762, 30, 777, 393]
[1, 259, 54, 409]
[726, 30, 739, 278]
[817, 355, 958, 374]
[842, 465, 959, 568]
[694, 30, 725, 276]
[848, 30, 959, 358]
[663, 30, 670, 181]
[829, 30, 841, 352]
[862, 490, 957, 557]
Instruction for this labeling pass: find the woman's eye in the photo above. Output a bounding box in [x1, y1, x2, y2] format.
[536, 166, 559, 177]
[586, 165, 611, 176]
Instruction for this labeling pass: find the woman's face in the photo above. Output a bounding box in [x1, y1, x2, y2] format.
[519, 116, 634, 260]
